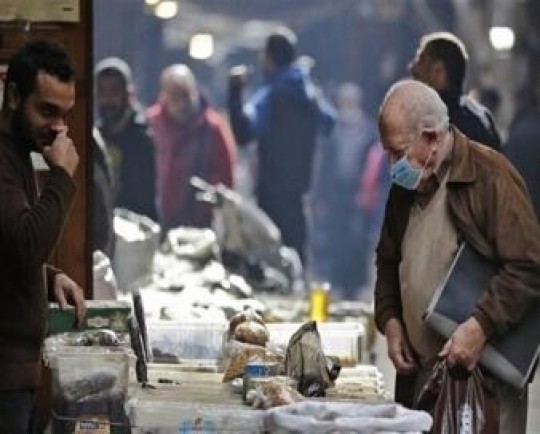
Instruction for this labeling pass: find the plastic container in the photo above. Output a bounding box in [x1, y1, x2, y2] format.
[126, 400, 265, 434]
[49, 351, 132, 433]
[147, 321, 228, 364]
[266, 322, 365, 366]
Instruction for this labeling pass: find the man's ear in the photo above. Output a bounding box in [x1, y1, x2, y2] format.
[5, 83, 20, 111]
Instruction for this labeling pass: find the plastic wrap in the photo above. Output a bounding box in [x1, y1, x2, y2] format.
[50, 352, 132, 433]
[247, 376, 303, 409]
[93, 250, 119, 300]
[113, 208, 160, 291]
[233, 321, 269, 347]
[415, 360, 499, 434]
[228, 309, 265, 336]
[264, 401, 433, 433]
[222, 341, 283, 383]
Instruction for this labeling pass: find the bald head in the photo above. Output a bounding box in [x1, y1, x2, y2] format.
[379, 79, 448, 138]
[159, 64, 200, 122]
[378, 80, 451, 186]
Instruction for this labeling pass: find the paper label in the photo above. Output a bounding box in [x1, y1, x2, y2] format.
[74, 416, 110, 434]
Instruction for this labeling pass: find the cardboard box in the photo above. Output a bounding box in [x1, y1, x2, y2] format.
[48, 301, 132, 335]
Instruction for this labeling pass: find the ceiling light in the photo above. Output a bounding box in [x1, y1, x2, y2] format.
[189, 33, 214, 60]
[489, 26, 515, 51]
[155, 1, 178, 20]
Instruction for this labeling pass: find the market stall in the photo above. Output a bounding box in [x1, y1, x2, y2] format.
[42, 206, 432, 433]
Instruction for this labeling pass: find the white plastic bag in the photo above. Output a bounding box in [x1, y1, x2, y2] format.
[264, 401, 432, 433]
[93, 250, 118, 300]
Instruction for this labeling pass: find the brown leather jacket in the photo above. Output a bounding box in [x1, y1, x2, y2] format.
[375, 127, 540, 341]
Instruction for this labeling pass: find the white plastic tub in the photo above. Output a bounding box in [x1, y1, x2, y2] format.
[147, 320, 228, 364]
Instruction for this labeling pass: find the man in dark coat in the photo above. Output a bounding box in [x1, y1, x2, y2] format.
[504, 85, 540, 221]
[95, 57, 157, 221]
[409, 31, 501, 151]
[228, 28, 335, 259]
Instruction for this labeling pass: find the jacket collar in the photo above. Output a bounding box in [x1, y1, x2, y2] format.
[448, 125, 476, 184]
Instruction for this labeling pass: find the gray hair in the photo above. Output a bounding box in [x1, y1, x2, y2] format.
[380, 79, 449, 136]
[160, 64, 199, 106]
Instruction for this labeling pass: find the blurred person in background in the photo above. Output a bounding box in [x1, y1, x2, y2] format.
[309, 82, 379, 300]
[505, 82, 540, 221]
[95, 57, 157, 221]
[228, 27, 335, 260]
[92, 127, 115, 258]
[409, 32, 501, 151]
[0, 40, 86, 432]
[147, 64, 236, 233]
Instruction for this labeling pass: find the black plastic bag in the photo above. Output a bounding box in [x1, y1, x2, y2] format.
[415, 360, 499, 434]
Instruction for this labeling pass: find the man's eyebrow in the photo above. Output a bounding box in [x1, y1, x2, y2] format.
[39, 101, 61, 111]
[39, 101, 73, 116]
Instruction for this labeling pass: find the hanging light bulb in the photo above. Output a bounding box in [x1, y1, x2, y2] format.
[489, 26, 515, 51]
[155, 1, 178, 20]
[189, 33, 214, 60]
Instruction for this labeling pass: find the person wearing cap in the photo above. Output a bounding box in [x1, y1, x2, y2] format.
[95, 57, 157, 221]
[147, 64, 236, 233]
[228, 27, 335, 260]
[409, 32, 501, 151]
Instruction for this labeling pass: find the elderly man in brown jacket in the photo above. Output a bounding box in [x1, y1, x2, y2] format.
[375, 79, 540, 433]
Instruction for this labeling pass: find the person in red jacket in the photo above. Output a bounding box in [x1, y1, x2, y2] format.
[147, 64, 236, 233]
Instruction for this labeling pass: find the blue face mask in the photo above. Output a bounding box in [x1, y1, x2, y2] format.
[390, 155, 423, 190]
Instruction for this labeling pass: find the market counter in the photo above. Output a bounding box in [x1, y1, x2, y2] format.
[127, 368, 264, 433]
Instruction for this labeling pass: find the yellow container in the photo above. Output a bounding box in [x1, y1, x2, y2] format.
[309, 282, 331, 322]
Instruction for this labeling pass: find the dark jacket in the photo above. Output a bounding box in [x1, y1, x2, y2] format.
[228, 65, 334, 254]
[375, 127, 540, 404]
[504, 107, 540, 221]
[98, 106, 157, 221]
[441, 89, 501, 151]
[0, 129, 75, 390]
[229, 65, 334, 198]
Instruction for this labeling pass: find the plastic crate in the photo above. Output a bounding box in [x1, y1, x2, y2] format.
[49, 351, 132, 433]
[147, 320, 228, 364]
